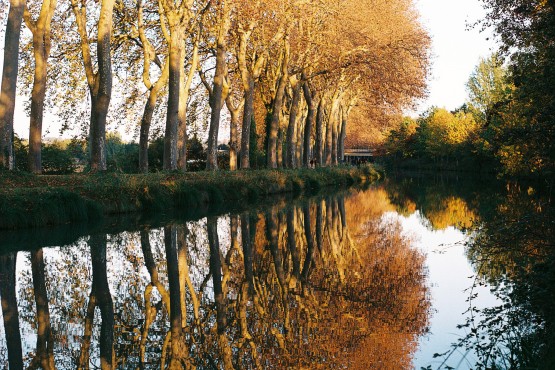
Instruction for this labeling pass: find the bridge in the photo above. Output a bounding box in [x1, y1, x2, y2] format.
[343, 148, 380, 164]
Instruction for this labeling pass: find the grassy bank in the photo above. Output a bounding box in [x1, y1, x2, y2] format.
[0, 165, 382, 229]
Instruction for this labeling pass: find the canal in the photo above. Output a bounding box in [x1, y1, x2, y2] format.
[0, 173, 552, 369]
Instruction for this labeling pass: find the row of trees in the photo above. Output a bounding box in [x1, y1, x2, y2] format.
[0, 0, 430, 173]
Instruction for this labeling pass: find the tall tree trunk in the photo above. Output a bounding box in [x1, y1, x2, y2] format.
[339, 105, 348, 162]
[0, 253, 23, 369]
[240, 78, 255, 169]
[286, 80, 301, 168]
[302, 81, 315, 167]
[26, 0, 57, 174]
[139, 83, 163, 173]
[137, 0, 168, 173]
[277, 127, 284, 168]
[164, 35, 182, 171]
[295, 104, 305, 167]
[267, 41, 289, 169]
[324, 112, 332, 166]
[206, 6, 231, 171]
[89, 0, 115, 172]
[30, 249, 55, 370]
[315, 99, 325, 167]
[0, 0, 25, 170]
[226, 96, 241, 171]
[331, 116, 338, 165]
[177, 39, 199, 172]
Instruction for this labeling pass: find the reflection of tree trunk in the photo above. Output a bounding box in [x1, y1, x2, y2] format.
[287, 208, 301, 280]
[301, 205, 315, 282]
[208, 217, 234, 369]
[208, 217, 225, 331]
[90, 234, 114, 370]
[140, 230, 170, 310]
[266, 210, 286, 287]
[0, 253, 23, 369]
[30, 249, 55, 370]
[78, 287, 96, 370]
[164, 225, 185, 367]
[241, 214, 255, 296]
[316, 201, 324, 255]
[177, 226, 188, 328]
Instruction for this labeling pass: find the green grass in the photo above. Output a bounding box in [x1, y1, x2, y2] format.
[0, 165, 383, 229]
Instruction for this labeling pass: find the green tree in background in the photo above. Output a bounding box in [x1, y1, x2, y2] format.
[466, 53, 512, 126]
[478, 0, 555, 177]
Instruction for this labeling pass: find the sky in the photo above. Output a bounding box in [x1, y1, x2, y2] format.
[413, 0, 497, 114]
[4, 0, 498, 139]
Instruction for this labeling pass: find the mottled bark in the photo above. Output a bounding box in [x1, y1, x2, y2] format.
[26, 0, 57, 174]
[91, 0, 115, 171]
[139, 71, 167, 173]
[206, 6, 231, 171]
[331, 115, 338, 165]
[324, 111, 332, 166]
[315, 99, 325, 167]
[163, 35, 182, 170]
[0, 0, 25, 170]
[286, 80, 301, 168]
[295, 103, 305, 167]
[225, 96, 242, 171]
[70, 0, 115, 172]
[0, 253, 23, 369]
[266, 42, 289, 169]
[302, 81, 315, 167]
[177, 40, 199, 172]
[240, 77, 255, 169]
[339, 105, 348, 162]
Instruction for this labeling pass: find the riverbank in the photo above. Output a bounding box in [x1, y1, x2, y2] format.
[0, 165, 383, 229]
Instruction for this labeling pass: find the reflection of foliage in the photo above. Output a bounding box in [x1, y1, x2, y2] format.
[3, 189, 431, 368]
[382, 174, 499, 231]
[440, 184, 555, 369]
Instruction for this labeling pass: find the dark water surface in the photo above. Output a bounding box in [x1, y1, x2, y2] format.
[0, 174, 553, 369]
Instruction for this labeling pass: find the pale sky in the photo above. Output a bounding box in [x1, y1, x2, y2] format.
[414, 0, 497, 113]
[4, 0, 498, 139]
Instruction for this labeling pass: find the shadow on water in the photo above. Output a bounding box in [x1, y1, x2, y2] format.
[0, 185, 430, 369]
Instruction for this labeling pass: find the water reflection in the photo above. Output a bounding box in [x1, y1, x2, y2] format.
[0, 189, 430, 368]
[447, 182, 555, 369]
[383, 173, 554, 369]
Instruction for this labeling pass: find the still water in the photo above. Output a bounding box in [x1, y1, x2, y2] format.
[0, 174, 553, 369]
